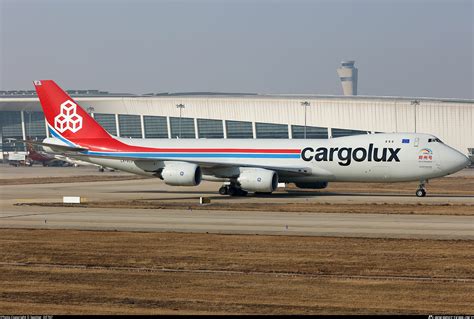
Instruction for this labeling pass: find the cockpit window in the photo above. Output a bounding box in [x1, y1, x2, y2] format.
[428, 138, 443, 143]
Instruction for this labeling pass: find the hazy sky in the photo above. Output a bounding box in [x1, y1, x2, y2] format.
[1, 0, 472, 98]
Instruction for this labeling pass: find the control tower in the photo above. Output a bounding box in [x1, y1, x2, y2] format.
[337, 60, 358, 95]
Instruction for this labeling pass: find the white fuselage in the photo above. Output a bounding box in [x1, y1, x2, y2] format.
[47, 133, 469, 184]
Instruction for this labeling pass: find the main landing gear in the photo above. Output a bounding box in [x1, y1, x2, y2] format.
[219, 184, 248, 196]
[416, 181, 427, 197]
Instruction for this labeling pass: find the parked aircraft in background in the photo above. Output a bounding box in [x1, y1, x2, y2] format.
[25, 141, 67, 166]
[25, 140, 112, 171]
[29, 80, 470, 197]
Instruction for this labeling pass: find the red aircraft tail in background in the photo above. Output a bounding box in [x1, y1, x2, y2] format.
[25, 140, 58, 164]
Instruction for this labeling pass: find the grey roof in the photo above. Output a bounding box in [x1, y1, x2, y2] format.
[0, 89, 135, 97]
[0, 89, 472, 104]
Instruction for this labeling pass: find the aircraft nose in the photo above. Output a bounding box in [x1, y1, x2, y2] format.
[447, 149, 470, 172]
[460, 153, 471, 168]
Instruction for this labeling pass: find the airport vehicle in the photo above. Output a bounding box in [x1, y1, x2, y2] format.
[29, 80, 470, 197]
[7, 152, 27, 167]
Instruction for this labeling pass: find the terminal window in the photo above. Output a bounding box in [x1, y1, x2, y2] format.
[225, 120, 253, 139]
[118, 114, 142, 138]
[170, 117, 196, 139]
[256, 122, 288, 139]
[332, 128, 367, 138]
[197, 119, 224, 139]
[291, 125, 328, 139]
[144, 116, 168, 138]
[94, 113, 117, 136]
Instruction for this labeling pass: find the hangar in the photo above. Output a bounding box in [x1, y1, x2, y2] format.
[0, 89, 473, 161]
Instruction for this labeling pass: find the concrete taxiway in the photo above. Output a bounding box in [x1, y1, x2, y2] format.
[2, 171, 473, 205]
[1, 205, 473, 239]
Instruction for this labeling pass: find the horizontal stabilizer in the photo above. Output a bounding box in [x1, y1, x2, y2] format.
[19, 140, 88, 153]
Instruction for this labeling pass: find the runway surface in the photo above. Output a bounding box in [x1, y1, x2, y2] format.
[1, 205, 473, 239]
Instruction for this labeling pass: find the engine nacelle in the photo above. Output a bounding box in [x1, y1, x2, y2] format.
[161, 162, 202, 186]
[237, 168, 278, 193]
[294, 181, 328, 189]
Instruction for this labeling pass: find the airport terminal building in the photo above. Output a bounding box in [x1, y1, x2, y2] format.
[0, 89, 473, 160]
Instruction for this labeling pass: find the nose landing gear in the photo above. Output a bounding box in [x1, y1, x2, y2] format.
[416, 181, 427, 197]
[416, 188, 426, 197]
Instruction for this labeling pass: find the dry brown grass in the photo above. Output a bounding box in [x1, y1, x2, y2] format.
[20, 200, 474, 216]
[0, 229, 472, 314]
[0, 175, 146, 185]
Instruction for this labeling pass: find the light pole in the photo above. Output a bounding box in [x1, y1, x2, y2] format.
[176, 104, 185, 138]
[300, 101, 310, 139]
[87, 106, 95, 116]
[411, 100, 420, 133]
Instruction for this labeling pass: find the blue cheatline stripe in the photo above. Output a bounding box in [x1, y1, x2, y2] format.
[86, 151, 300, 159]
[48, 127, 77, 147]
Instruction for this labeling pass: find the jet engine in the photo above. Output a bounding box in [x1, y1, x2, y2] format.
[237, 168, 278, 193]
[161, 162, 202, 186]
[294, 181, 328, 189]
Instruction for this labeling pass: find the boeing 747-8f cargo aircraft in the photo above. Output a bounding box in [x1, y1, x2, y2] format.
[29, 80, 469, 197]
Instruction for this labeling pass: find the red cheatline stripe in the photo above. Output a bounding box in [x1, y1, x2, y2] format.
[92, 148, 302, 153]
[130, 148, 302, 153]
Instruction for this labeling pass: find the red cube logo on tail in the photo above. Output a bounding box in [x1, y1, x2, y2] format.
[54, 100, 83, 133]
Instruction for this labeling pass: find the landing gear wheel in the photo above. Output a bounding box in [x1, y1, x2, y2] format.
[416, 189, 426, 197]
[416, 180, 427, 197]
[219, 186, 228, 195]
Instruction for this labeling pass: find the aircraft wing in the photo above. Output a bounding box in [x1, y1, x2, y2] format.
[26, 141, 329, 177]
[69, 151, 315, 177]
